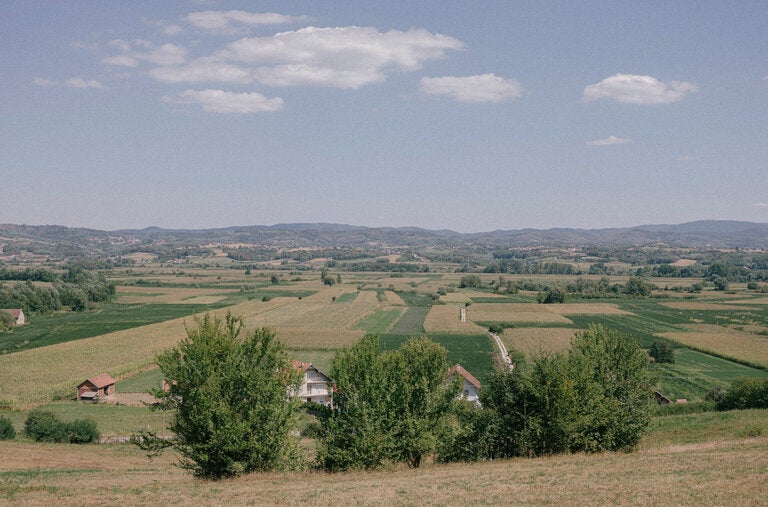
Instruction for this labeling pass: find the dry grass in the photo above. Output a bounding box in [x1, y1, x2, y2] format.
[381, 291, 406, 306]
[502, 328, 577, 356]
[275, 328, 365, 349]
[0, 437, 765, 505]
[468, 303, 573, 324]
[423, 305, 486, 334]
[661, 324, 768, 367]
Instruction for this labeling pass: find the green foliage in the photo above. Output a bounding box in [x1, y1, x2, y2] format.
[436, 401, 494, 463]
[0, 415, 15, 440]
[537, 285, 567, 304]
[459, 275, 482, 288]
[317, 335, 460, 471]
[715, 377, 768, 411]
[142, 313, 303, 478]
[470, 325, 654, 460]
[23, 410, 98, 443]
[623, 276, 655, 297]
[649, 341, 675, 364]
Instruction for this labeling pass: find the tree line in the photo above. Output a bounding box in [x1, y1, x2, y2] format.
[136, 315, 656, 479]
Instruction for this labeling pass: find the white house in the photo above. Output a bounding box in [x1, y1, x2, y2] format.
[290, 361, 333, 407]
[1, 309, 25, 327]
[447, 364, 481, 405]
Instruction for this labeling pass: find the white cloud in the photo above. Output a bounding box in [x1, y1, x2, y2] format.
[185, 10, 309, 32]
[103, 41, 187, 67]
[34, 77, 103, 89]
[165, 89, 284, 113]
[420, 74, 522, 103]
[163, 24, 183, 35]
[587, 135, 631, 146]
[149, 58, 253, 84]
[64, 77, 103, 89]
[582, 74, 698, 104]
[753, 202, 768, 208]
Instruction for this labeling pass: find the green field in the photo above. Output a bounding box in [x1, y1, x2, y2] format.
[0, 303, 231, 354]
[389, 307, 429, 334]
[381, 333, 495, 384]
[353, 308, 404, 333]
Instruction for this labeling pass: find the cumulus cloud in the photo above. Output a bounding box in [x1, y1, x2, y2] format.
[149, 58, 252, 84]
[420, 73, 522, 103]
[218, 26, 464, 89]
[582, 74, 697, 104]
[103, 40, 187, 67]
[185, 10, 309, 32]
[34, 77, 103, 89]
[587, 135, 631, 146]
[164, 89, 284, 113]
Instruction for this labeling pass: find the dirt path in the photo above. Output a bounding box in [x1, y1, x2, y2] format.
[490, 332, 513, 370]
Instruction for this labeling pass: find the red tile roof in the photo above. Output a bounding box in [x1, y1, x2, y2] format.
[84, 373, 115, 388]
[447, 364, 481, 389]
[1, 309, 22, 319]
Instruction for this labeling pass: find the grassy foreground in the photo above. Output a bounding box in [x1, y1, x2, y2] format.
[1, 436, 765, 505]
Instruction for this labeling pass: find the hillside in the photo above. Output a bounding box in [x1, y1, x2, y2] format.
[2, 220, 767, 261]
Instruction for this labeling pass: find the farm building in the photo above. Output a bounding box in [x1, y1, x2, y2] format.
[290, 361, 333, 406]
[0, 308, 25, 326]
[447, 364, 481, 405]
[77, 373, 116, 401]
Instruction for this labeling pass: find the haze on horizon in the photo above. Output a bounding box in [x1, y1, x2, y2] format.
[1, 1, 766, 234]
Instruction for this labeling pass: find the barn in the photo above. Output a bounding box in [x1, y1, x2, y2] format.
[77, 374, 116, 401]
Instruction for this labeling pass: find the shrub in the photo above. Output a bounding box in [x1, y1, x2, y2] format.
[23, 410, 99, 443]
[64, 418, 100, 443]
[0, 416, 16, 440]
[648, 341, 675, 364]
[716, 377, 768, 411]
[24, 410, 66, 442]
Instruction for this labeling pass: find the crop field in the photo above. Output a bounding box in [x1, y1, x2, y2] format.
[661, 324, 768, 368]
[115, 286, 238, 304]
[353, 307, 407, 334]
[388, 307, 429, 334]
[439, 292, 472, 303]
[381, 333, 494, 384]
[0, 302, 231, 355]
[423, 305, 487, 334]
[468, 303, 574, 324]
[502, 327, 578, 356]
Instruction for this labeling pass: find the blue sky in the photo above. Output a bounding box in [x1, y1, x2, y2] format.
[2, 1, 766, 232]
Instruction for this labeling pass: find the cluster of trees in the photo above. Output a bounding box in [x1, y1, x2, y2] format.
[707, 377, 768, 411]
[23, 410, 99, 443]
[0, 265, 115, 316]
[140, 316, 656, 478]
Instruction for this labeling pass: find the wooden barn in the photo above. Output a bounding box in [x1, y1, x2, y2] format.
[0, 308, 25, 326]
[77, 373, 116, 401]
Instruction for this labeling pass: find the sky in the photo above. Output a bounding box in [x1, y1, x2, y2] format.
[1, 1, 767, 233]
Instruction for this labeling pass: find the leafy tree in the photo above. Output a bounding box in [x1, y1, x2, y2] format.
[712, 276, 729, 291]
[459, 275, 482, 288]
[0, 416, 16, 440]
[648, 341, 675, 364]
[317, 335, 459, 471]
[537, 284, 567, 304]
[135, 313, 303, 478]
[715, 377, 768, 411]
[623, 277, 655, 297]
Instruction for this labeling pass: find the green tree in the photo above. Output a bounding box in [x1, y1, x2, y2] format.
[623, 276, 654, 297]
[136, 313, 303, 478]
[537, 284, 567, 304]
[317, 335, 459, 470]
[648, 341, 675, 364]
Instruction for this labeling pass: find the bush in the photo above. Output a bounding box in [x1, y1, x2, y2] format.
[64, 418, 100, 443]
[23, 410, 99, 443]
[716, 377, 768, 411]
[648, 341, 675, 364]
[24, 410, 66, 442]
[0, 416, 16, 440]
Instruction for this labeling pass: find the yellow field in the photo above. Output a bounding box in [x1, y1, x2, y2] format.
[502, 327, 577, 356]
[274, 327, 365, 349]
[661, 324, 768, 367]
[381, 290, 406, 305]
[0, 299, 291, 408]
[116, 286, 236, 304]
[546, 303, 633, 315]
[0, 437, 765, 505]
[439, 292, 472, 304]
[467, 304, 573, 324]
[423, 305, 486, 334]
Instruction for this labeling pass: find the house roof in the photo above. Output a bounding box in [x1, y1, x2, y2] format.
[290, 360, 331, 380]
[447, 364, 481, 389]
[1, 309, 23, 319]
[82, 373, 115, 389]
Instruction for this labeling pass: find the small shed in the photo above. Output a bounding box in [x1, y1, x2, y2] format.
[77, 373, 116, 401]
[0, 309, 25, 326]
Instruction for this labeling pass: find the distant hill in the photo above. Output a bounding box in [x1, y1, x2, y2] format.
[1, 220, 767, 260]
